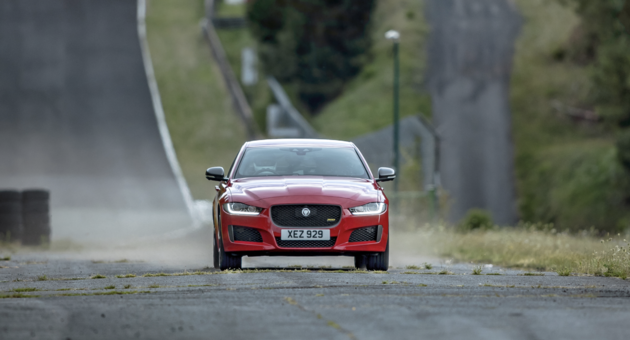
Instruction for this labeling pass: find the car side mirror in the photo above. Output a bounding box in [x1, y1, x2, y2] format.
[376, 167, 396, 182]
[206, 167, 227, 182]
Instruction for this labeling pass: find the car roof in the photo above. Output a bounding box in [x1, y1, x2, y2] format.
[244, 139, 356, 148]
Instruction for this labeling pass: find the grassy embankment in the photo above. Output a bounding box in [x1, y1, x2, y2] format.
[396, 225, 629, 279]
[146, 0, 247, 200]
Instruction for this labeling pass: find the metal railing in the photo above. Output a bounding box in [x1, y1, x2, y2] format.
[266, 77, 319, 139]
[201, 1, 261, 140]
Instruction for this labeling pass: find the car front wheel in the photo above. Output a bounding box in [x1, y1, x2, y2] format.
[354, 255, 367, 270]
[213, 232, 220, 269]
[218, 238, 242, 270]
[366, 238, 389, 271]
[214, 213, 242, 270]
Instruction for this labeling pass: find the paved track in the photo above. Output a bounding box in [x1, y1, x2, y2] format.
[426, 0, 521, 225]
[0, 0, 192, 243]
[1, 234, 628, 340]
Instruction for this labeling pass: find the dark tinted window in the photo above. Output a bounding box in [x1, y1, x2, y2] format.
[234, 147, 369, 179]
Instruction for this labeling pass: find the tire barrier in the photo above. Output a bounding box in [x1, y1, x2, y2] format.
[0, 190, 22, 242]
[0, 189, 50, 245]
[21, 189, 51, 246]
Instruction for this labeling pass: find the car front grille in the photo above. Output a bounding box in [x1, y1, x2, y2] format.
[348, 226, 378, 242]
[275, 237, 337, 248]
[271, 204, 342, 227]
[233, 226, 263, 242]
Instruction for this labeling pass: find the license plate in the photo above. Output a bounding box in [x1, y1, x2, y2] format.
[281, 229, 330, 241]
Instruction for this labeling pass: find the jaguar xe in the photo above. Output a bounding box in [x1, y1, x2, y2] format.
[206, 139, 395, 271]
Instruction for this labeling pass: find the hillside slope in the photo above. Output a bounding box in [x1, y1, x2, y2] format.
[313, 0, 629, 231]
[147, 0, 247, 200]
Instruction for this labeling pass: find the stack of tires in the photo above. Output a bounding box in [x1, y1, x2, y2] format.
[0, 190, 22, 242]
[22, 190, 51, 246]
[0, 189, 50, 246]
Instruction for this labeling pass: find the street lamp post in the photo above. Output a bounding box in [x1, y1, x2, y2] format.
[385, 30, 400, 194]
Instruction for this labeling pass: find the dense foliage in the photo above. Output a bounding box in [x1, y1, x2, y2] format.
[246, 0, 376, 113]
[562, 0, 630, 174]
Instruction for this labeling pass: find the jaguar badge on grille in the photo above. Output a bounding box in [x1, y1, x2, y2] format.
[301, 208, 311, 217]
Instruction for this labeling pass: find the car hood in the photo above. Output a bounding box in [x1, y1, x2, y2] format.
[228, 177, 381, 204]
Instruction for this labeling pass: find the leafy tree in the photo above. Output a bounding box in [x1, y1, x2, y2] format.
[562, 0, 630, 172]
[247, 0, 376, 113]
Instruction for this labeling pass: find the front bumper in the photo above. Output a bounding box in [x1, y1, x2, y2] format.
[219, 202, 389, 257]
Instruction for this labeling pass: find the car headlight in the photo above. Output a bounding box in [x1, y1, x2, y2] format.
[223, 202, 263, 216]
[349, 203, 387, 216]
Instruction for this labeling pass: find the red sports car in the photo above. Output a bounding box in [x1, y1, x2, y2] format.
[206, 139, 395, 271]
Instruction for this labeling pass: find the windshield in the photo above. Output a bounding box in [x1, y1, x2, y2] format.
[234, 147, 369, 179]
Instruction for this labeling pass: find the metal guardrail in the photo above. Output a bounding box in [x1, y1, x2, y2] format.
[266, 77, 319, 139]
[201, 3, 261, 140]
[212, 17, 246, 29]
[204, 0, 245, 28]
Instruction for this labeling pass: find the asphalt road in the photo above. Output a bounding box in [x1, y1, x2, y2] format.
[1, 233, 628, 340]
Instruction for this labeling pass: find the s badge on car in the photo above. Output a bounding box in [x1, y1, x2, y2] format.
[301, 207, 311, 217]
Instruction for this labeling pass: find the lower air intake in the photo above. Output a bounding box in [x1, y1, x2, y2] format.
[275, 237, 337, 248]
[348, 226, 378, 242]
[233, 226, 263, 242]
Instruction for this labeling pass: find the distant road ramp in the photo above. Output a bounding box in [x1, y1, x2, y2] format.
[0, 0, 196, 244]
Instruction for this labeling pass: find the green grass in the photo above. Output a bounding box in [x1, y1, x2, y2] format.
[0, 256, 10, 261]
[116, 274, 136, 278]
[214, 22, 273, 132]
[58, 291, 151, 297]
[471, 266, 483, 275]
[393, 227, 630, 279]
[215, 2, 245, 17]
[142, 272, 171, 277]
[0, 293, 40, 299]
[12, 287, 39, 292]
[556, 268, 572, 276]
[147, 0, 248, 200]
[90, 274, 106, 279]
[104, 285, 116, 290]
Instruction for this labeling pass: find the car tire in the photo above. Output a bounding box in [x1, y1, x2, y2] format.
[21, 189, 50, 246]
[213, 232, 220, 269]
[366, 238, 389, 271]
[218, 239, 242, 270]
[216, 212, 242, 270]
[354, 255, 367, 270]
[0, 190, 22, 242]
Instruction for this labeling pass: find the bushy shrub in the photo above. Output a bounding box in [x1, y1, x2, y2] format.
[457, 209, 494, 232]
